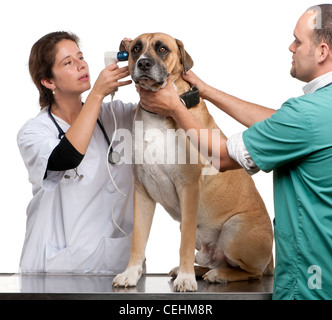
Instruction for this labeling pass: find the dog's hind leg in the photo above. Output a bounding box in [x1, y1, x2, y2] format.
[113, 181, 156, 288]
[203, 266, 262, 284]
[194, 265, 211, 277]
[202, 212, 273, 284]
[169, 265, 210, 279]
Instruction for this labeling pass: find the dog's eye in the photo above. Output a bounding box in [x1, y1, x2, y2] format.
[133, 46, 140, 53]
[159, 47, 167, 53]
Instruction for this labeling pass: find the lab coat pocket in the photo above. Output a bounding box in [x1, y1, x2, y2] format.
[45, 244, 72, 272]
[105, 232, 132, 273]
[274, 222, 296, 290]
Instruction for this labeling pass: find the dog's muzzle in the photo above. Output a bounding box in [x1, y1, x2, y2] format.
[132, 57, 169, 91]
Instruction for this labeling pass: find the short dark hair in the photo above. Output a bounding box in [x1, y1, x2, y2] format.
[308, 4, 332, 48]
[29, 31, 80, 109]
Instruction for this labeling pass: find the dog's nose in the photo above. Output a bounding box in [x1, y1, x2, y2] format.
[137, 58, 155, 71]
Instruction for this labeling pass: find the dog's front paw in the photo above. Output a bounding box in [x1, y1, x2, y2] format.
[173, 272, 197, 292]
[112, 266, 142, 287]
[202, 269, 228, 284]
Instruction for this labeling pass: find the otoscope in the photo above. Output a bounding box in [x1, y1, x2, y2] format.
[104, 51, 129, 98]
[104, 51, 129, 68]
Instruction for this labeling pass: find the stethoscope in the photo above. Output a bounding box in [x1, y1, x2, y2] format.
[48, 106, 121, 166]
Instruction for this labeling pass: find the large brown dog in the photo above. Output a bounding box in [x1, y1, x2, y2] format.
[113, 33, 273, 292]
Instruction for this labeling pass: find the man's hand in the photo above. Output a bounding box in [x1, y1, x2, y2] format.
[137, 80, 186, 117]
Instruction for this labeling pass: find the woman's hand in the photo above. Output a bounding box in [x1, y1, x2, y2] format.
[91, 64, 132, 99]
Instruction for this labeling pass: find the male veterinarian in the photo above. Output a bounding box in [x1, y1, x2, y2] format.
[137, 4, 332, 300]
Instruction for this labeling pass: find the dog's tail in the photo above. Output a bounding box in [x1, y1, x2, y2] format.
[263, 256, 274, 276]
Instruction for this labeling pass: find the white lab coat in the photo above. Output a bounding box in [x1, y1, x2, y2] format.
[17, 101, 136, 273]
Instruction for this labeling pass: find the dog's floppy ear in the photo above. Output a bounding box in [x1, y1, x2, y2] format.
[176, 39, 194, 74]
[119, 39, 132, 52]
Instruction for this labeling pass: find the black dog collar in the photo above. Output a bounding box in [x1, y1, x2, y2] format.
[179, 86, 200, 109]
[140, 85, 200, 115]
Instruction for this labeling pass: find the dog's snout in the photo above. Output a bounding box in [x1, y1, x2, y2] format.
[137, 58, 155, 71]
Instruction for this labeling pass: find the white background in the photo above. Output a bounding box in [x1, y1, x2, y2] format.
[0, 0, 316, 273]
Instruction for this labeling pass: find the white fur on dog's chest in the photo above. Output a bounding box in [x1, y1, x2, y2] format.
[133, 110, 182, 220]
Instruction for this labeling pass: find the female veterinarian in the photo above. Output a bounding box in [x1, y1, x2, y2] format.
[17, 31, 135, 273]
[138, 5, 332, 300]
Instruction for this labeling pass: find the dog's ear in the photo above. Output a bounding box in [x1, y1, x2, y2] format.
[119, 39, 132, 52]
[176, 39, 194, 74]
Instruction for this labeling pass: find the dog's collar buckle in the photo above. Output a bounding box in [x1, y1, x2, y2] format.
[179, 86, 200, 109]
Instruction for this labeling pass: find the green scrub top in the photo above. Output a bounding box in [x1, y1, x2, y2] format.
[243, 84, 332, 300]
